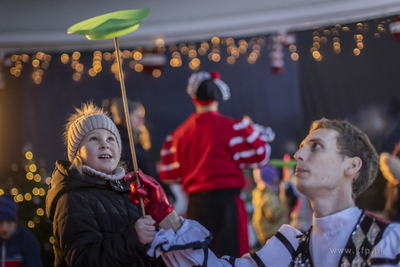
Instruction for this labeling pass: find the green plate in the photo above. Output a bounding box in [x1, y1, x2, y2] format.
[268, 159, 297, 168]
[67, 8, 151, 40]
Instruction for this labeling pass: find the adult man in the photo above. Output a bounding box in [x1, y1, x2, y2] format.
[158, 71, 274, 257]
[128, 118, 400, 267]
[0, 195, 43, 267]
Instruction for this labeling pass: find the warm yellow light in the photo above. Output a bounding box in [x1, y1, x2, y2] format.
[34, 77, 42, 85]
[93, 51, 102, 57]
[152, 69, 161, 78]
[172, 52, 181, 58]
[334, 47, 341, 53]
[0, 189, 4, 195]
[156, 39, 165, 47]
[312, 51, 321, 59]
[37, 208, 44, 216]
[11, 188, 18, 195]
[103, 52, 112, 61]
[21, 54, 29, 62]
[198, 47, 207, 55]
[72, 52, 81, 60]
[211, 37, 220, 45]
[253, 44, 261, 51]
[72, 73, 81, 81]
[32, 188, 39, 195]
[333, 42, 340, 48]
[49, 236, 55, 244]
[211, 54, 220, 62]
[357, 35, 363, 41]
[34, 174, 41, 182]
[374, 33, 380, 38]
[61, 54, 69, 64]
[227, 56, 235, 64]
[248, 58, 256, 64]
[180, 47, 189, 55]
[324, 30, 330, 36]
[291, 53, 299, 61]
[191, 58, 200, 67]
[39, 188, 45, 196]
[354, 49, 360, 56]
[232, 51, 240, 58]
[89, 69, 96, 77]
[17, 194, 23, 202]
[29, 164, 37, 172]
[133, 52, 142, 61]
[189, 50, 197, 58]
[75, 64, 84, 73]
[32, 59, 40, 68]
[134, 64, 143, 72]
[26, 173, 34, 180]
[289, 45, 297, 53]
[170, 58, 180, 67]
[343, 27, 350, 31]
[313, 43, 320, 49]
[238, 46, 247, 54]
[313, 36, 320, 42]
[25, 151, 33, 160]
[357, 43, 364, 49]
[25, 193, 32, 201]
[27, 221, 35, 228]
[46, 177, 52, 185]
[201, 42, 210, 50]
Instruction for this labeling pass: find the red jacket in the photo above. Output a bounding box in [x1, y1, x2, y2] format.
[160, 111, 271, 193]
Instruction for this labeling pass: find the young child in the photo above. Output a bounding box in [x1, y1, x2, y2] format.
[45, 102, 156, 267]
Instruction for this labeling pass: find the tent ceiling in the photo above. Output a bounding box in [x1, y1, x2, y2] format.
[1, 0, 400, 54]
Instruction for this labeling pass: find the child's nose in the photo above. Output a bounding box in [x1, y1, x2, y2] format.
[100, 141, 110, 149]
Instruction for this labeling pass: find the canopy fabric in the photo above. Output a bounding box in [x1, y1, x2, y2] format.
[1, 0, 400, 53]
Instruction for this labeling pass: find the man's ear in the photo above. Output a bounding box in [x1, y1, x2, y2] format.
[344, 157, 362, 178]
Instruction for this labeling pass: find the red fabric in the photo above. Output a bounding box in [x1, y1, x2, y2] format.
[159, 111, 270, 193]
[3, 261, 22, 267]
[192, 98, 215, 106]
[235, 196, 249, 257]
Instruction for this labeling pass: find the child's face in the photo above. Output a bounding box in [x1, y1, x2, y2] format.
[78, 129, 120, 174]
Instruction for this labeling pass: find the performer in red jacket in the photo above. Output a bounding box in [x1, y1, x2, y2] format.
[159, 71, 275, 258]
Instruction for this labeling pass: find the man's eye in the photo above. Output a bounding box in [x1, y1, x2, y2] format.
[312, 143, 321, 149]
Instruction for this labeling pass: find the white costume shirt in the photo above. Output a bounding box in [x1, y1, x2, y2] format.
[149, 207, 400, 267]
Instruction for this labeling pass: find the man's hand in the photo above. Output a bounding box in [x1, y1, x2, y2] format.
[125, 169, 175, 223]
[134, 215, 155, 245]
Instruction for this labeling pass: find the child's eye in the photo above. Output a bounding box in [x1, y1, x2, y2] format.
[89, 137, 98, 141]
[107, 137, 115, 142]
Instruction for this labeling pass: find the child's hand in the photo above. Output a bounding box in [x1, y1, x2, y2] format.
[134, 215, 156, 245]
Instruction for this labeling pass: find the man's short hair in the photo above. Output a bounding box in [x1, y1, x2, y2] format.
[310, 118, 379, 198]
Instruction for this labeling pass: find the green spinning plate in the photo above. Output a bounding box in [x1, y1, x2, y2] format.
[67, 8, 151, 40]
[268, 159, 297, 168]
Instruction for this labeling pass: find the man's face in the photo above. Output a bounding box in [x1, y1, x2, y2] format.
[294, 128, 348, 198]
[0, 220, 17, 240]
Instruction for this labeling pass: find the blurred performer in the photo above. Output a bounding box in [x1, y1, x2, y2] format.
[159, 71, 275, 257]
[110, 97, 175, 203]
[252, 165, 289, 244]
[380, 144, 400, 221]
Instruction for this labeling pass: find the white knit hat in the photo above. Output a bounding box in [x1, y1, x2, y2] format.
[64, 103, 122, 162]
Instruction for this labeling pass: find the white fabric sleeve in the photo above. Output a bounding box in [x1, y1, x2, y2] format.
[148, 219, 300, 267]
[369, 223, 400, 266]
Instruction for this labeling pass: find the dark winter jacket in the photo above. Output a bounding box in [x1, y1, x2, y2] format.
[45, 160, 148, 267]
[0, 222, 43, 267]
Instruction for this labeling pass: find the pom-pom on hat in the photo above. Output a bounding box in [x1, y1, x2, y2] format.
[63, 102, 122, 162]
[0, 195, 17, 221]
[187, 71, 230, 102]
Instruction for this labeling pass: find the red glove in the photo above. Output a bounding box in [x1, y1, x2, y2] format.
[125, 169, 174, 223]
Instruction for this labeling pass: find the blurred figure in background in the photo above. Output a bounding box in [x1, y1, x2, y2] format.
[110, 97, 175, 203]
[380, 147, 400, 221]
[159, 71, 275, 258]
[252, 164, 289, 245]
[0, 195, 43, 267]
